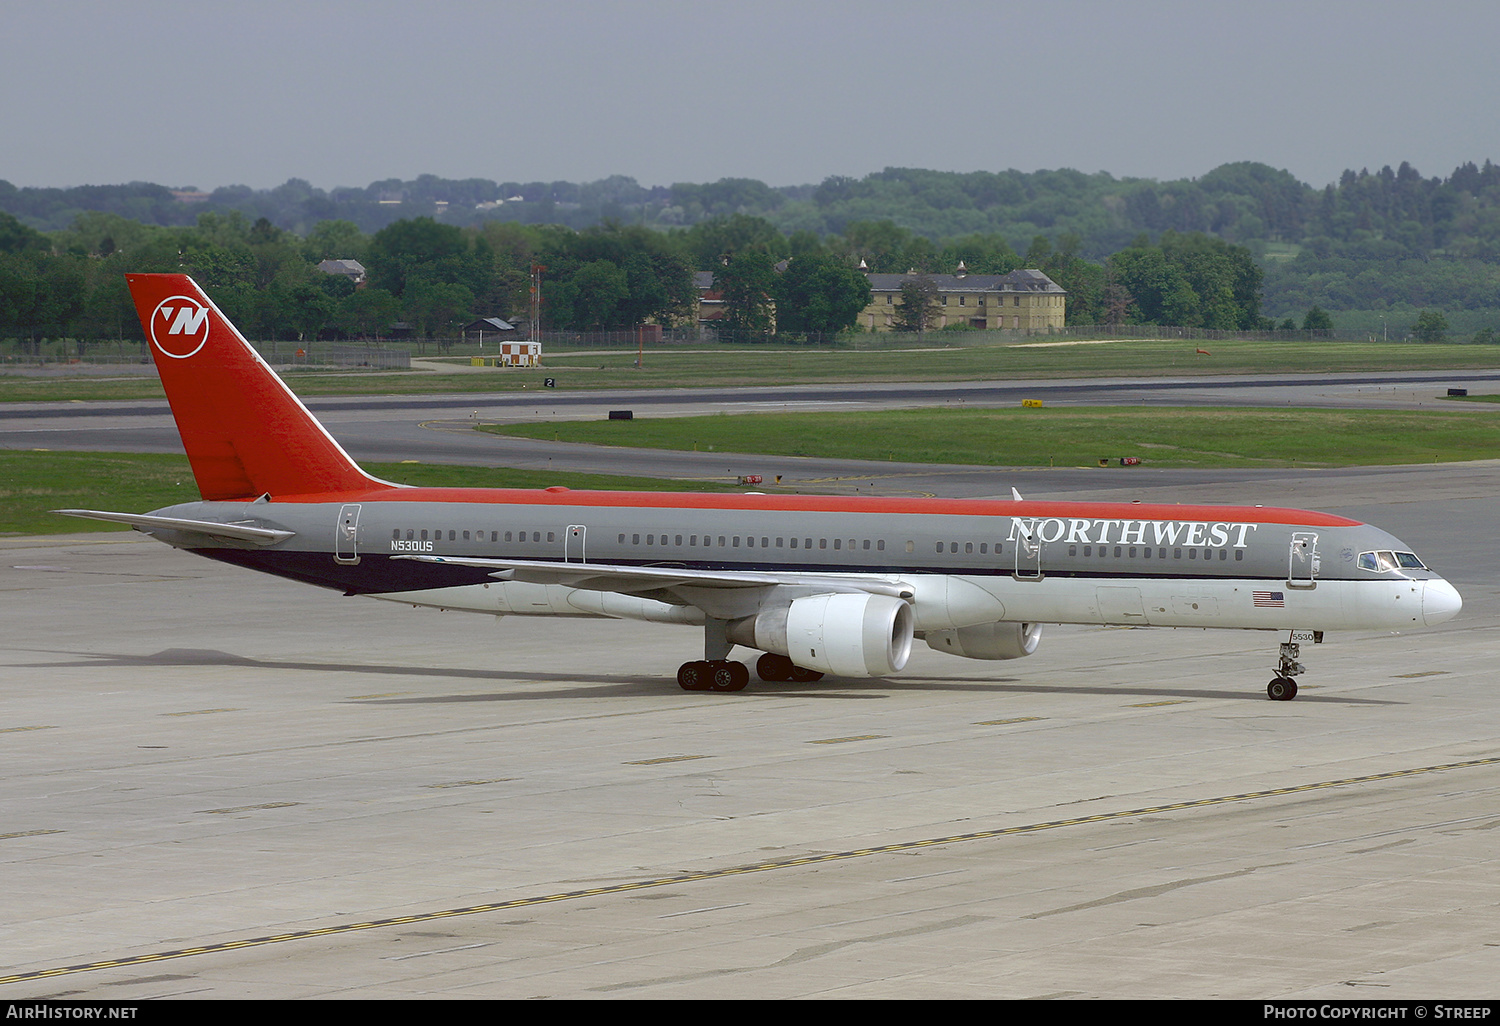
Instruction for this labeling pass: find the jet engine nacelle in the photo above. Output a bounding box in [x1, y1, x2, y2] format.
[734, 592, 915, 677]
[924, 621, 1043, 660]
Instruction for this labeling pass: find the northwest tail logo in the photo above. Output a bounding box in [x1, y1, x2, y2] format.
[150, 296, 212, 358]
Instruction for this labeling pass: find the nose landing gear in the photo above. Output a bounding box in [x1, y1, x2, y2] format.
[1267, 637, 1310, 701]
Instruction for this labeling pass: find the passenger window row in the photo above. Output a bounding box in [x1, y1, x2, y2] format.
[616, 533, 890, 552]
[1067, 544, 1243, 561]
[390, 528, 1253, 565]
[394, 529, 552, 543]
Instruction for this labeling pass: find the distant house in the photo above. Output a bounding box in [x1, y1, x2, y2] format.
[697, 264, 1065, 334]
[694, 271, 726, 325]
[859, 266, 1066, 332]
[462, 317, 522, 342]
[316, 259, 367, 285]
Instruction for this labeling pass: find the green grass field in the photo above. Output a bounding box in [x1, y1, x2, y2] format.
[485, 406, 1500, 470]
[0, 453, 738, 536]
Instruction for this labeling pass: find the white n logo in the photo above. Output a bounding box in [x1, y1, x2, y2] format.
[167, 306, 209, 335]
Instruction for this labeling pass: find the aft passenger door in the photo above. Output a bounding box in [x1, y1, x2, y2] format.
[335, 503, 361, 565]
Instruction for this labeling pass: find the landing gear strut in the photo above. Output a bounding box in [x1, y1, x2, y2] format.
[677, 618, 750, 692]
[1267, 639, 1305, 701]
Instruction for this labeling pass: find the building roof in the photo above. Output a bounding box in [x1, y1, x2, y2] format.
[316, 259, 367, 279]
[864, 268, 1066, 294]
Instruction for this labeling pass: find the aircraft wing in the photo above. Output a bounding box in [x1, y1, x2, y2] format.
[396, 555, 914, 599]
[53, 509, 295, 546]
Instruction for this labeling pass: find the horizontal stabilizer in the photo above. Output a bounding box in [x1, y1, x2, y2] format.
[54, 509, 294, 546]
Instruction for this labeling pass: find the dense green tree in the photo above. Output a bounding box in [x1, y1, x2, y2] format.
[337, 287, 401, 338]
[366, 217, 486, 298]
[715, 250, 777, 337]
[301, 220, 369, 262]
[1412, 309, 1449, 342]
[835, 220, 921, 273]
[773, 255, 871, 336]
[404, 279, 475, 339]
[938, 232, 1020, 275]
[891, 276, 943, 338]
[0, 251, 87, 351]
[1302, 306, 1333, 331]
[1, 211, 50, 254]
[531, 222, 694, 330]
[559, 260, 630, 331]
[1107, 232, 1262, 329]
[674, 213, 786, 269]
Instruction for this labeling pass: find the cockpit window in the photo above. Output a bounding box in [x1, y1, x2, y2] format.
[1358, 550, 1426, 573]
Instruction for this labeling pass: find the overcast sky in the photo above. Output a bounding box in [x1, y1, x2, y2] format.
[4, 0, 1497, 193]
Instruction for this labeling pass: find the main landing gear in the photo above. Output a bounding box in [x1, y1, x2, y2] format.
[1267, 638, 1307, 701]
[754, 652, 824, 684]
[676, 618, 825, 693]
[674, 654, 826, 692]
[677, 660, 749, 692]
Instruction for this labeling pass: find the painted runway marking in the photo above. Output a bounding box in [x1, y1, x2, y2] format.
[625, 754, 711, 765]
[4, 754, 1497, 987]
[198, 802, 301, 815]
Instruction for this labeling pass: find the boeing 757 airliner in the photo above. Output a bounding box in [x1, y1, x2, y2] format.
[58, 274, 1462, 699]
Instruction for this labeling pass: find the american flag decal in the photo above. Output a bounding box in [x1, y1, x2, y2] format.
[1253, 591, 1285, 608]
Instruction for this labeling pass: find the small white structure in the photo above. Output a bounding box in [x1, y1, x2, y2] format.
[495, 340, 541, 367]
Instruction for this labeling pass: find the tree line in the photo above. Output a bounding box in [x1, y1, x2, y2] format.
[7, 158, 1500, 330]
[3, 201, 1301, 349]
[0, 209, 874, 346]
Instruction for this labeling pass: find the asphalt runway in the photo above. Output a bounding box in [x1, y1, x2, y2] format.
[2, 457, 1498, 998]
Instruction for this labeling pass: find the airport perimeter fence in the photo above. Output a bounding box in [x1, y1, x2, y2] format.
[682, 324, 1364, 348]
[0, 337, 422, 369]
[5, 321, 1496, 370]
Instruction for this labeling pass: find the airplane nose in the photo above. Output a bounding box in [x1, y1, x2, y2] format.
[1422, 579, 1463, 626]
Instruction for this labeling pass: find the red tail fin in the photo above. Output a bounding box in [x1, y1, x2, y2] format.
[127, 273, 389, 500]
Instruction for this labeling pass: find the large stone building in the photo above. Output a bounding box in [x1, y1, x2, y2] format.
[859, 266, 1066, 332]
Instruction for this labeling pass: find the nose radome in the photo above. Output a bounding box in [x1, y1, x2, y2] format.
[1422, 579, 1463, 626]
